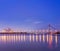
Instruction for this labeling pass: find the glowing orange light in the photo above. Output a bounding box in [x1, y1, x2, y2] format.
[42, 34, 45, 42]
[36, 35, 38, 42]
[49, 35, 53, 48]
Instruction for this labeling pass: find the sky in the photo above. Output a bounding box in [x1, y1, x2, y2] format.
[0, 0, 60, 31]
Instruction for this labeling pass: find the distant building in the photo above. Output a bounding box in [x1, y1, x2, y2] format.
[2, 28, 13, 32]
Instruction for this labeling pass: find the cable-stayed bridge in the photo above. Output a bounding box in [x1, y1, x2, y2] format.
[0, 24, 60, 34]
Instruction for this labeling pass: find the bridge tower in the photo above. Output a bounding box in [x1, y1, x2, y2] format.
[48, 24, 51, 33]
[48, 24, 56, 34]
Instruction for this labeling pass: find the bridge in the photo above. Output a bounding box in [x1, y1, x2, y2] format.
[0, 24, 60, 34]
[47, 24, 59, 34]
[30, 24, 60, 34]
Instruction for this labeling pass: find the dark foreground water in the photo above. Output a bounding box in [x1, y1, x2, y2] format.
[0, 34, 60, 51]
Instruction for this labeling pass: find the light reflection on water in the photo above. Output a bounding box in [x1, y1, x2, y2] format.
[0, 34, 58, 44]
[0, 34, 59, 51]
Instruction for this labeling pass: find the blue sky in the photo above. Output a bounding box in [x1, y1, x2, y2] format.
[0, 0, 60, 31]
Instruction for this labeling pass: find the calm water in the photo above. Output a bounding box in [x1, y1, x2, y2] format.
[0, 34, 60, 51]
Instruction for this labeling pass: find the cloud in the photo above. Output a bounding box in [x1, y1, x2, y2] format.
[25, 19, 43, 25]
[33, 21, 42, 25]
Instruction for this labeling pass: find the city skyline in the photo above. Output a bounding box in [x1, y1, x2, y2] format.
[0, 0, 60, 31]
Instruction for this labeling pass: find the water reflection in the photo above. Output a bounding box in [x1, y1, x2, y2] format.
[55, 35, 58, 47]
[49, 35, 53, 48]
[39, 35, 41, 42]
[0, 34, 58, 47]
[46, 34, 48, 43]
[55, 35, 57, 44]
[42, 34, 45, 42]
[36, 35, 38, 42]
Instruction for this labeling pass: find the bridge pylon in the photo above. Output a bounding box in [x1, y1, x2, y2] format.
[48, 24, 56, 34]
